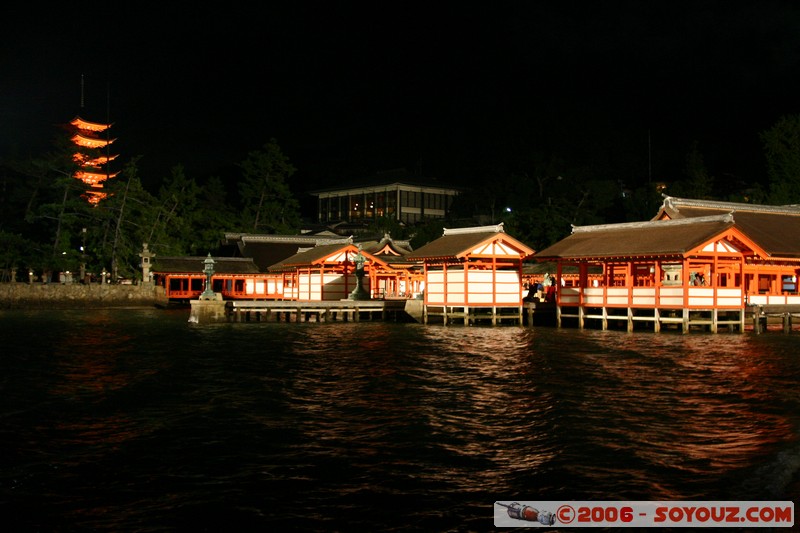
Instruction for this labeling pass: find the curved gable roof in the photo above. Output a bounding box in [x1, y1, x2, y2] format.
[222, 233, 353, 271]
[534, 215, 745, 260]
[406, 224, 534, 261]
[654, 196, 800, 258]
[267, 243, 389, 271]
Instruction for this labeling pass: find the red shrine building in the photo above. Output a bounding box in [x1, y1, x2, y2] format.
[405, 224, 535, 324]
[533, 196, 800, 332]
[152, 233, 422, 302]
[149, 193, 798, 331]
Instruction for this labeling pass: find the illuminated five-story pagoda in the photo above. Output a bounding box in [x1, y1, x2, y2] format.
[68, 76, 119, 204]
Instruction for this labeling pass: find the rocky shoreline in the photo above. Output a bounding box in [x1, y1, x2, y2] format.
[0, 282, 168, 309]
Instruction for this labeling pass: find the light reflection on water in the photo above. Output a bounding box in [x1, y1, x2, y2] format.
[1, 309, 798, 530]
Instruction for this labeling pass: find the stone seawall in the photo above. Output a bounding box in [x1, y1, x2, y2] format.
[0, 282, 169, 309]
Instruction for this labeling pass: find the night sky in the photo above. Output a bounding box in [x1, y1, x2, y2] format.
[4, 2, 800, 194]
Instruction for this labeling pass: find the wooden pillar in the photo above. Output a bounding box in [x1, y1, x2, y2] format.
[579, 262, 588, 289]
[753, 306, 762, 334]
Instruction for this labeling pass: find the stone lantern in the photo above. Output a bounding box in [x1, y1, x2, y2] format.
[200, 253, 216, 300]
[139, 243, 155, 284]
[348, 245, 370, 300]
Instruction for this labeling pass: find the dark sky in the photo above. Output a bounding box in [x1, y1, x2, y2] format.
[4, 2, 800, 193]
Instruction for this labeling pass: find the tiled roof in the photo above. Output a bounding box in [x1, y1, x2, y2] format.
[268, 243, 351, 271]
[535, 215, 736, 259]
[406, 231, 500, 260]
[654, 196, 800, 258]
[152, 256, 260, 274]
[267, 242, 393, 272]
[406, 224, 534, 260]
[359, 234, 413, 256]
[243, 242, 318, 271]
[222, 233, 352, 271]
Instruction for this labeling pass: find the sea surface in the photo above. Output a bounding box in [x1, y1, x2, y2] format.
[1, 308, 798, 531]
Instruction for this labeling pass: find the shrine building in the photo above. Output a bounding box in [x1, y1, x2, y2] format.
[405, 223, 535, 325]
[533, 195, 800, 332]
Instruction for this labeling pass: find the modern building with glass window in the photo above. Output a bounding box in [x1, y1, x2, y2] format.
[309, 171, 462, 225]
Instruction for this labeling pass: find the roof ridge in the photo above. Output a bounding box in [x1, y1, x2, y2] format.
[663, 195, 800, 214]
[573, 214, 734, 233]
[443, 223, 504, 236]
[239, 234, 353, 245]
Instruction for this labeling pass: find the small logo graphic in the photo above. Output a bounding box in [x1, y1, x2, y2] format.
[496, 502, 556, 525]
[556, 504, 575, 524]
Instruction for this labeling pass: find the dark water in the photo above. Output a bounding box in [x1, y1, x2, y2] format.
[1, 308, 798, 531]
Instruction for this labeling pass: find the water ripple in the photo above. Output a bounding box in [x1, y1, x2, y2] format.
[1, 312, 798, 530]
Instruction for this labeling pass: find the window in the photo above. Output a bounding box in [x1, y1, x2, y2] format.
[349, 196, 361, 219]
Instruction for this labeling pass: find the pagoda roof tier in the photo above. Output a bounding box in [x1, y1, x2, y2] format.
[82, 189, 109, 205]
[70, 116, 112, 131]
[73, 153, 118, 166]
[71, 133, 116, 148]
[75, 170, 120, 185]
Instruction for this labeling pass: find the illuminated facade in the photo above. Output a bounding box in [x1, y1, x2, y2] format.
[533, 196, 800, 332]
[69, 116, 118, 204]
[406, 224, 535, 324]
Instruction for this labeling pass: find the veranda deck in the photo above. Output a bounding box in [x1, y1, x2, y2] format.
[225, 299, 410, 323]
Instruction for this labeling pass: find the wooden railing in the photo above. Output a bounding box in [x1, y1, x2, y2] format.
[558, 286, 747, 308]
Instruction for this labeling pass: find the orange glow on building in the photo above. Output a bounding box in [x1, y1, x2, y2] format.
[70, 116, 112, 132]
[73, 153, 118, 166]
[69, 114, 118, 204]
[71, 132, 116, 149]
[83, 189, 108, 205]
[75, 169, 120, 185]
